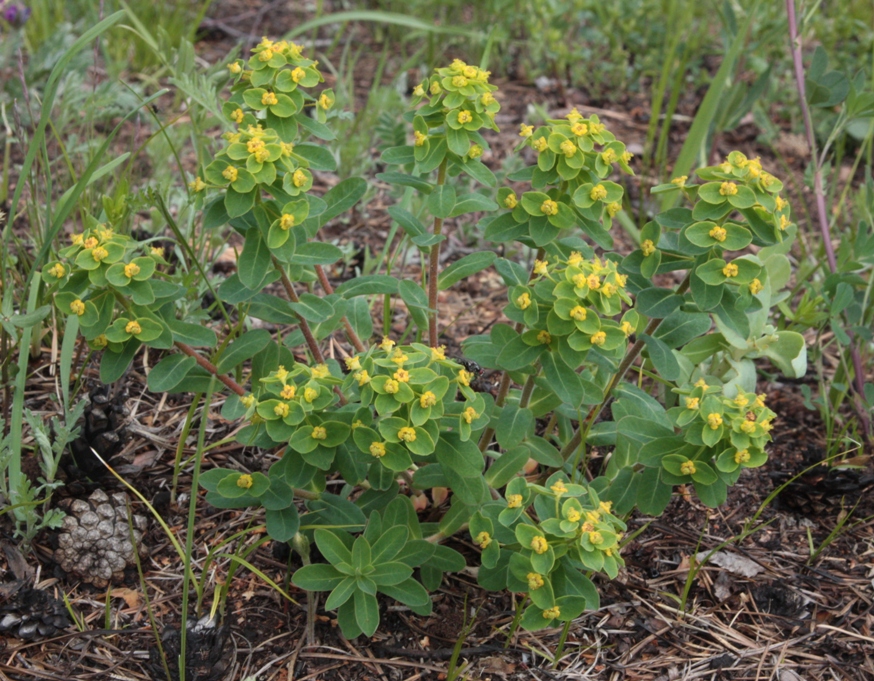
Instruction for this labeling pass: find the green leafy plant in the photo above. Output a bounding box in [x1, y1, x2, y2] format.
[40, 42, 808, 638]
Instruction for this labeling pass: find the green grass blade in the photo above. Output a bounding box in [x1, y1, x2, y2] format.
[285, 10, 485, 41]
[660, 0, 761, 210]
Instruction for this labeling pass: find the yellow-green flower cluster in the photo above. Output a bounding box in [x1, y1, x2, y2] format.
[507, 252, 637, 357]
[412, 58, 500, 132]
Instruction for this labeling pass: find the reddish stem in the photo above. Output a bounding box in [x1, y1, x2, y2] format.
[174, 342, 245, 396]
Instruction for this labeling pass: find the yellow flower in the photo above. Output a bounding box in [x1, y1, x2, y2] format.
[622, 151, 633, 164]
[457, 110, 472, 125]
[48, 263, 66, 278]
[458, 369, 473, 386]
[775, 195, 787, 212]
[585, 510, 600, 523]
[274, 402, 290, 418]
[641, 239, 656, 256]
[587, 274, 601, 289]
[398, 426, 416, 442]
[413, 130, 427, 147]
[292, 169, 307, 188]
[420, 391, 437, 408]
[588, 531, 604, 545]
[291, 67, 306, 83]
[601, 282, 617, 297]
[304, 387, 318, 403]
[530, 536, 548, 554]
[709, 226, 727, 242]
[228, 61, 242, 74]
[254, 147, 270, 163]
[707, 413, 723, 429]
[462, 65, 478, 78]
[431, 345, 446, 361]
[91, 247, 109, 262]
[390, 348, 409, 365]
[671, 175, 688, 187]
[480, 92, 495, 105]
[566, 508, 581, 523]
[412, 83, 425, 97]
[430, 80, 442, 95]
[680, 460, 697, 476]
[351, 420, 363, 430]
[536, 330, 551, 345]
[741, 421, 756, 434]
[515, 292, 532, 309]
[462, 407, 478, 424]
[590, 184, 608, 201]
[83, 236, 99, 250]
[237, 474, 254, 489]
[685, 397, 699, 410]
[527, 572, 544, 590]
[570, 305, 587, 321]
[590, 331, 607, 346]
[70, 233, 84, 246]
[542, 606, 561, 620]
[734, 394, 749, 408]
[258, 48, 274, 62]
[533, 137, 548, 152]
[507, 494, 523, 509]
[749, 278, 763, 295]
[567, 251, 583, 267]
[468, 144, 483, 159]
[533, 259, 548, 276]
[620, 321, 634, 336]
[261, 91, 278, 107]
[599, 500, 612, 513]
[475, 531, 491, 549]
[755, 393, 767, 408]
[311, 364, 330, 379]
[519, 124, 534, 138]
[312, 426, 327, 440]
[280, 142, 294, 156]
[560, 139, 576, 157]
[719, 181, 738, 197]
[345, 356, 362, 371]
[695, 378, 709, 389]
[280, 384, 296, 400]
[606, 201, 621, 218]
[121, 262, 140, 279]
[571, 122, 588, 136]
[70, 299, 86, 316]
[189, 176, 207, 192]
[779, 214, 790, 231]
[451, 75, 468, 88]
[550, 481, 568, 496]
[504, 192, 518, 209]
[125, 320, 142, 335]
[384, 379, 399, 394]
[318, 93, 332, 110]
[734, 449, 751, 464]
[393, 369, 410, 383]
[222, 165, 239, 183]
[541, 199, 558, 216]
[275, 365, 289, 382]
[722, 262, 739, 278]
[280, 213, 296, 231]
[380, 337, 395, 352]
[601, 148, 617, 164]
[370, 442, 386, 458]
[572, 273, 587, 288]
[760, 419, 773, 433]
[240, 394, 256, 409]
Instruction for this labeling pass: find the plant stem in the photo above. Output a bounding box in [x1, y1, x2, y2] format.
[427, 159, 448, 347]
[786, 0, 871, 441]
[273, 257, 325, 364]
[559, 273, 692, 464]
[174, 342, 245, 396]
[314, 264, 365, 352]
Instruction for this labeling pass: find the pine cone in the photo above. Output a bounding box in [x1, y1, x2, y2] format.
[149, 616, 232, 681]
[0, 588, 70, 640]
[54, 489, 148, 587]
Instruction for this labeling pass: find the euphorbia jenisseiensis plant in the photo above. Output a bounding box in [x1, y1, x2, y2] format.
[43, 42, 807, 639]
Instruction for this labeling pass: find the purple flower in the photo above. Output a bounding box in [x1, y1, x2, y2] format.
[2, 2, 30, 27]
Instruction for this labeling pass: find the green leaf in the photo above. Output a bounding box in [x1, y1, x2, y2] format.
[318, 177, 368, 225]
[315, 529, 354, 566]
[378, 578, 431, 609]
[238, 228, 273, 290]
[449, 192, 498, 217]
[428, 185, 456, 218]
[376, 171, 433, 193]
[166, 319, 217, 348]
[354, 589, 380, 637]
[496, 405, 534, 449]
[336, 275, 399, 297]
[484, 446, 531, 488]
[265, 505, 300, 542]
[215, 329, 272, 373]
[291, 242, 344, 266]
[635, 288, 682, 318]
[225, 188, 256, 218]
[292, 563, 345, 591]
[147, 354, 196, 392]
[289, 293, 334, 322]
[640, 333, 680, 381]
[100, 339, 141, 383]
[438, 252, 496, 290]
[636, 466, 672, 515]
[540, 352, 584, 408]
[294, 143, 337, 171]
